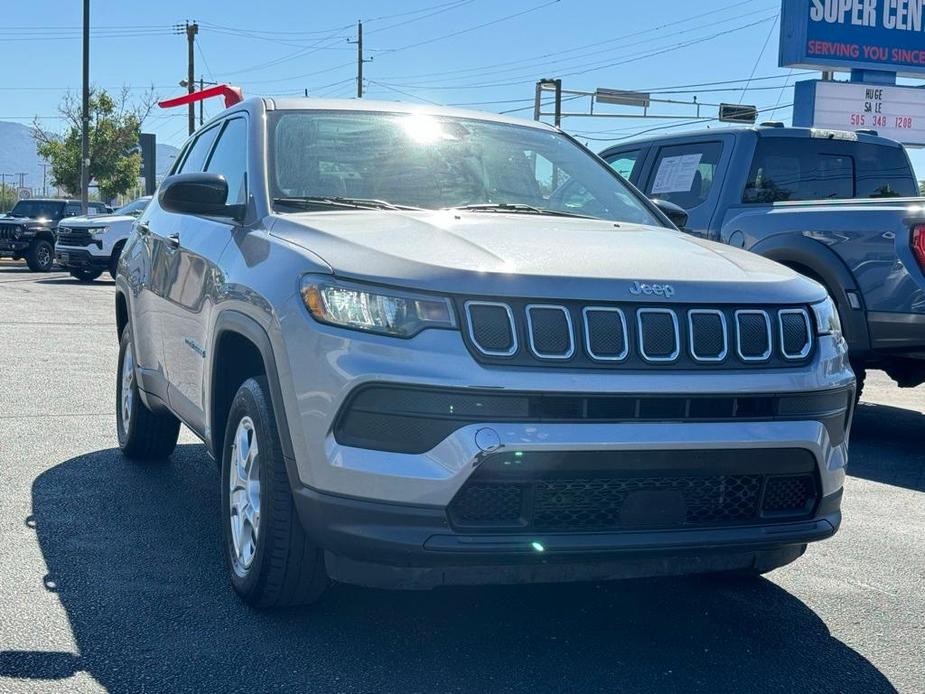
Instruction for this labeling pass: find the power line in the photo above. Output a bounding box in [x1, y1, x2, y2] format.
[373, 0, 768, 82]
[374, 0, 561, 55]
[379, 15, 777, 92]
[738, 13, 780, 101]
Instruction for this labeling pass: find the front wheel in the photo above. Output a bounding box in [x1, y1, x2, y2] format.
[222, 376, 328, 607]
[116, 327, 181, 460]
[70, 269, 102, 282]
[25, 239, 54, 272]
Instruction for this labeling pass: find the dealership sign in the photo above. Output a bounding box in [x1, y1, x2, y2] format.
[793, 79, 925, 144]
[781, 0, 925, 76]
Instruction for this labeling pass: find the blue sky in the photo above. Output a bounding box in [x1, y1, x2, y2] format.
[3, 0, 924, 176]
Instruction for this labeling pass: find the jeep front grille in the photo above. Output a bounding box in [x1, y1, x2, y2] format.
[459, 298, 814, 369]
[0, 223, 19, 240]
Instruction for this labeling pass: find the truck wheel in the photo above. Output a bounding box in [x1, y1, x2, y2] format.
[70, 269, 102, 282]
[222, 376, 328, 607]
[25, 239, 54, 272]
[109, 241, 125, 279]
[851, 361, 866, 404]
[116, 326, 180, 460]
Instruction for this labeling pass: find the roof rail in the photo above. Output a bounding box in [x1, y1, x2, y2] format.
[855, 128, 879, 136]
[758, 121, 785, 128]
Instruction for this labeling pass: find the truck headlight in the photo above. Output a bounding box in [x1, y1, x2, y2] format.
[300, 276, 456, 337]
[811, 297, 842, 339]
[90, 226, 112, 236]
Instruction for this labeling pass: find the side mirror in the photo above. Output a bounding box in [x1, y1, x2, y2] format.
[651, 198, 689, 229]
[159, 173, 244, 220]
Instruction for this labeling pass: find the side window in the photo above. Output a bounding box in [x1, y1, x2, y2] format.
[205, 118, 248, 205]
[178, 125, 220, 174]
[743, 140, 854, 203]
[65, 203, 81, 217]
[854, 143, 917, 198]
[605, 149, 641, 180]
[646, 142, 723, 210]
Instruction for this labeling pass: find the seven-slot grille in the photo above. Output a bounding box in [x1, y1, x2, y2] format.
[0, 223, 21, 240]
[462, 300, 814, 368]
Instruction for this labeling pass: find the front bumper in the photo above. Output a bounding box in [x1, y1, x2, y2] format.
[0, 239, 30, 254]
[293, 484, 841, 588]
[55, 247, 109, 270]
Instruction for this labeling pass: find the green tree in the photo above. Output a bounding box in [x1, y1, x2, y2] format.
[0, 184, 18, 213]
[32, 87, 156, 201]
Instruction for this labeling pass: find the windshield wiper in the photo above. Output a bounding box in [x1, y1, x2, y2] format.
[273, 196, 422, 211]
[447, 202, 596, 219]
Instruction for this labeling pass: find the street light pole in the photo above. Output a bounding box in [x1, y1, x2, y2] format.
[80, 0, 90, 214]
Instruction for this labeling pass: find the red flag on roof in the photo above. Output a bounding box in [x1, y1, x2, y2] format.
[158, 84, 244, 110]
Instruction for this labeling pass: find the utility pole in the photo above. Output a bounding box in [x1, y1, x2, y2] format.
[42, 163, 48, 196]
[185, 21, 198, 135]
[199, 76, 204, 126]
[348, 20, 370, 98]
[16, 173, 27, 189]
[80, 0, 90, 214]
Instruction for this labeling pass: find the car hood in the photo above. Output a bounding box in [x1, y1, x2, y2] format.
[269, 210, 825, 304]
[61, 214, 134, 227]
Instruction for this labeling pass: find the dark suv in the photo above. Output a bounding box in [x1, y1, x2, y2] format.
[0, 198, 108, 271]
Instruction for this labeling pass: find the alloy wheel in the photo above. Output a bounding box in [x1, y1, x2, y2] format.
[229, 416, 261, 573]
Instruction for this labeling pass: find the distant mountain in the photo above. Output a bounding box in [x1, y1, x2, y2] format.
[0, 120, 179, 195]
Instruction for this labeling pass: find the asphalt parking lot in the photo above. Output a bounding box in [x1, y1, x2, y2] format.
[0, 262, 922, 694]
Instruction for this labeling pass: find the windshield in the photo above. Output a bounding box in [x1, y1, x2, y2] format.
[269, 111, 661, 225]
[114, 197, 151, 217]
[9, 200, 66, 219]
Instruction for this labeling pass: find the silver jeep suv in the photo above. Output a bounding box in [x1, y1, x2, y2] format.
[114, 98, 854, 607]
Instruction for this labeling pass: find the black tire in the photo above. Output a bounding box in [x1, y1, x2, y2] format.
[851, 361, 866, 404]
[109, 241, 125, 279]
[25, 239, 54, 272]
[116, 326, 181, 460]
[222, 376, 328, 607]
[70, 269, 103, 282]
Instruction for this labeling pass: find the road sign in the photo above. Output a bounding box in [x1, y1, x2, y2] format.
[17, 188, 31, 200]
[594, 89, 650, 108]
[793, 79, 925, 146]
[718, 103, 758, 123]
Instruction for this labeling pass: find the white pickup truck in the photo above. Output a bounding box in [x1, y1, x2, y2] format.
[55, 196, 151, 282]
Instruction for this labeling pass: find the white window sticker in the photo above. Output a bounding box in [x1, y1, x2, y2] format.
[651, 153, 703, 194]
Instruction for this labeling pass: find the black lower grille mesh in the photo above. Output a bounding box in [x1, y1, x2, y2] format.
[447, 450, 819, 533]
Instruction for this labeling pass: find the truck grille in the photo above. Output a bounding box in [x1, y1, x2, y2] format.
[447, 449, 819, 532]
[461, 298, 814, 369]
[56, 227, 96, 247]
[0, 223, 20, 240]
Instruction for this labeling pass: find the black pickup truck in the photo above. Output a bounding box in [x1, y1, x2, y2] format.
[0, 198, 108, 271]
[600, 125, 925, 395]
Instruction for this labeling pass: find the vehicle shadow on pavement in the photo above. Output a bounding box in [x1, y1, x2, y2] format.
[34, 277, 115, 287]
[15, 444, 897, 693]
[848, 402, 925, 491]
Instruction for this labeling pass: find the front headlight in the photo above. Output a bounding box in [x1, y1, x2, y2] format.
[90, 226, 112, 236]
[300, 276, 456, 337]
[811, 296, 842, 339]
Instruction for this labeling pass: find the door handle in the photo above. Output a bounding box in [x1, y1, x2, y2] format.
[166, 233, 180, 249]
[136, 221, 150, 236]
